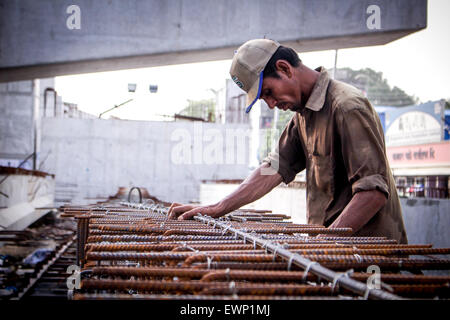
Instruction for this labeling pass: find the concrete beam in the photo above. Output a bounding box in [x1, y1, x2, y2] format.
[0, 0, 427, 82]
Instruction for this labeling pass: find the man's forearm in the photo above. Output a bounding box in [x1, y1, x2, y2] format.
[328, 189, 387, 234]
[216, 162, 283, 214]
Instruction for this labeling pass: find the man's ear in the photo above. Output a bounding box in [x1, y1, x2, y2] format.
[275, 60, 292, 78]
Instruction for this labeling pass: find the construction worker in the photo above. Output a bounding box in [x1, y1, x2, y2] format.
[169, 39, 407, 244]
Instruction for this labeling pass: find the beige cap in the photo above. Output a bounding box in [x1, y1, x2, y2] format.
[229, 39, 280, 113]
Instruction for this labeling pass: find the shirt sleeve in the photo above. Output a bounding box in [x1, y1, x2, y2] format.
[263, 115, 306, 184]
[335, 104, 390, 198]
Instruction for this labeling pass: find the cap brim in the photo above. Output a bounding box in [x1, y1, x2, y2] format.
[245, 71, 264, 113]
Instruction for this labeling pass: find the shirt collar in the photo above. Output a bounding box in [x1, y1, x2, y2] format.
[304, 67, 330, 112]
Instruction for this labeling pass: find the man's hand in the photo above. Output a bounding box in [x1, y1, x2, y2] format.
[168, 163, 282, 221]
[168, 202, 225, 220]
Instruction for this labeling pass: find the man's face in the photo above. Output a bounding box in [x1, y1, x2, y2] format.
[259, 72, 302, 112]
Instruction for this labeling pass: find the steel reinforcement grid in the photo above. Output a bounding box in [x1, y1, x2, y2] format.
[60, 201, 450, 300]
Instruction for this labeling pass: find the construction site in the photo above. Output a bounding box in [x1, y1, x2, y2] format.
[1, 0, 449, 313]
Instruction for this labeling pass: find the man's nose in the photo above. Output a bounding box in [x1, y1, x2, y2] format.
[265, 97, 277, 109]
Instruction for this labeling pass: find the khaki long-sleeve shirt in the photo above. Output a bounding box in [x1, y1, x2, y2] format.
[264, 67, 408, 244]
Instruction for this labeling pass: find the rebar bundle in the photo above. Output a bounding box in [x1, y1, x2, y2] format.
[63, 201, 450, 300]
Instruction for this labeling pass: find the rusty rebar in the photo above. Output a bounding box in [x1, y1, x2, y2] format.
[81, 279, 336, 296]
[200, 270, 317, 282]
[175, 245, 446, 255]
[199, 285, 335, 296]
[86, 251, 192, 262]
[319, 259, 450, 271]
[389, 284, 450, 298]
[192, 262, 301, 270]
[87, 235, 238, 243]
[199, 270, 450, 285]
[97, 225, 167, 234]
[66, 202, 450, 301]
[73, 293, 345, 300]
[91, 266, 208, 279]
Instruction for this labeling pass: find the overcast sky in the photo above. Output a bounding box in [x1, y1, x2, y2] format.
[56, 0, 450, 121]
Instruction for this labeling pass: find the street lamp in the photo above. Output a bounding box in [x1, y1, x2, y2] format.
[128, 83, 137, 93]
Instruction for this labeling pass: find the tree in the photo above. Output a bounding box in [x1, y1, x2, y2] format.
[333, 67, 419, 106]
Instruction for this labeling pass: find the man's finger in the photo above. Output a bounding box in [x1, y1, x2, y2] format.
[169, 204, 193, 219]
[168, 202, 182, 219]
[169, 204, 195, 219]
[178, 208, 203, 220]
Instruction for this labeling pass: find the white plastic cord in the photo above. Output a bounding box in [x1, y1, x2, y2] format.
[225, 268, 231, 282]
[331, 270, 353, 294]
[272, 246, 280, 262]
[221, 225, 231, 235]
[287, 255, 294, 271]
[229, 281, 237, 296]
[302, 261, 319, 283]
[363, 286, 373, 300]
[207, 256, 213, 270]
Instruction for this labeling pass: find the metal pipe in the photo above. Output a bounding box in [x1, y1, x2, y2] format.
[43, 87, 57, 117]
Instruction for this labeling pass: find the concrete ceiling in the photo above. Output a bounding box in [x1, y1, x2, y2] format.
[0, 0, 427, 82]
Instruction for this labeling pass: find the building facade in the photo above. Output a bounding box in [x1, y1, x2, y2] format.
[376, 100, 450, 199]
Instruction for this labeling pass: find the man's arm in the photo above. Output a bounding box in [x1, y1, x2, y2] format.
[330, 101, 392, 235]
[168, 162, 283, 220]
[327, 189, 387, 233]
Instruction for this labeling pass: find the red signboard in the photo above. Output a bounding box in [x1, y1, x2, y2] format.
[386, 142, 450, 165]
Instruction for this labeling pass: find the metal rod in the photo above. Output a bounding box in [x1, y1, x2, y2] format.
[128, 187, 143, 203]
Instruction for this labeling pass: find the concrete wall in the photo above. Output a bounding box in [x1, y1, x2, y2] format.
[401, 198, 450, 247]
[200, 183, 307, 224]
[40, 118, 252, 204]
[0, 78, 252, 205]
[0, 79, 56, 168]
[0, 81, 34, 164]
[0, 0, 426, 81]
